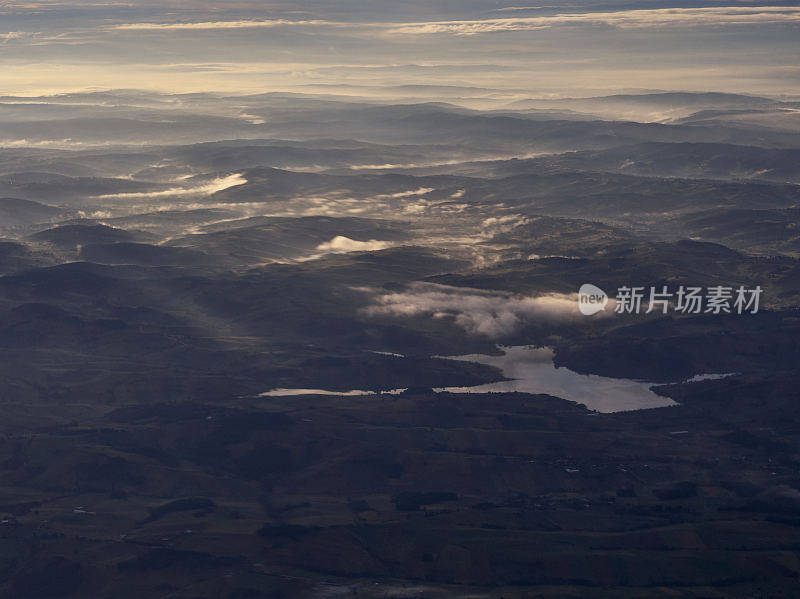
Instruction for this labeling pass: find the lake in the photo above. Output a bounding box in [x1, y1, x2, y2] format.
[261, 345, 677, 413]
[433, 346, 676, 413]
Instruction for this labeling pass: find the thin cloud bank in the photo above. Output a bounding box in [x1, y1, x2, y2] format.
[109, 6, 800, 37]
[1, 31, 34, 44]
[112, 19, 339, 31]
[371, 187, 434, 200]
[386, 7, 800, 35]
[365, 282, 595, 338]
[91, 173, 246, 201]
[494, 7, 546, 12]
[482, 214, 528, 236]
[316, 236, 394, 253]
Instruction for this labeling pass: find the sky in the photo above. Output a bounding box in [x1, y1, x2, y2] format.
[1, 1, 798, 98]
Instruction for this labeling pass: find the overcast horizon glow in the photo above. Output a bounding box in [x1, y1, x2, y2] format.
[0, 2, 798, 98]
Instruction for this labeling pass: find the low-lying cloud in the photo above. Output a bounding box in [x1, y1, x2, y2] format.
[370, 187, 434, 200]
[91, 173, 246, 201]
[365, 282, 590, 338]
[482, 214, 528, 236]
[316, 236, 394, 254]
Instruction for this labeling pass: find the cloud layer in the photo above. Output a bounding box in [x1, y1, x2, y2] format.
[91, 173, 246, 201]
[2, 3, 798, 97]
[113, 19, 339, 31]
[365, 282, 587, 338]
[109, 7, 800, 36]
[316, 236, 394, 253]
[385, 7, 800, 35]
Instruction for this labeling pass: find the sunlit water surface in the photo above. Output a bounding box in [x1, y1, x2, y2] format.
[433, 346, 676, 413]
[261, 346, 680, 412]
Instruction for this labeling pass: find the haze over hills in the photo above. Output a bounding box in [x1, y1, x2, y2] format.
[3, 0, 800, 593]
[0, 85, 799, 598]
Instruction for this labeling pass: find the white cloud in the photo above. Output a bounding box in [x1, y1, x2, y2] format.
[91, 173, 246, 201]
[385, 7, 800, 35]
[482, 214, 528, 235]
[371, 187, 434, 200]
[1, 31, 34, 44]
[0, 138, 82, 148]
[316, 236, 394, 253]
[112, 19, 339, 31]
[108, 6, 800, 37]
[365, 282, 595, 338]
[403, 201, 428, 215]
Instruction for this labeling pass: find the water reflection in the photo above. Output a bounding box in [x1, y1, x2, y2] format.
[435, 346, 676, 413]
[260, 345, 678, 413]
